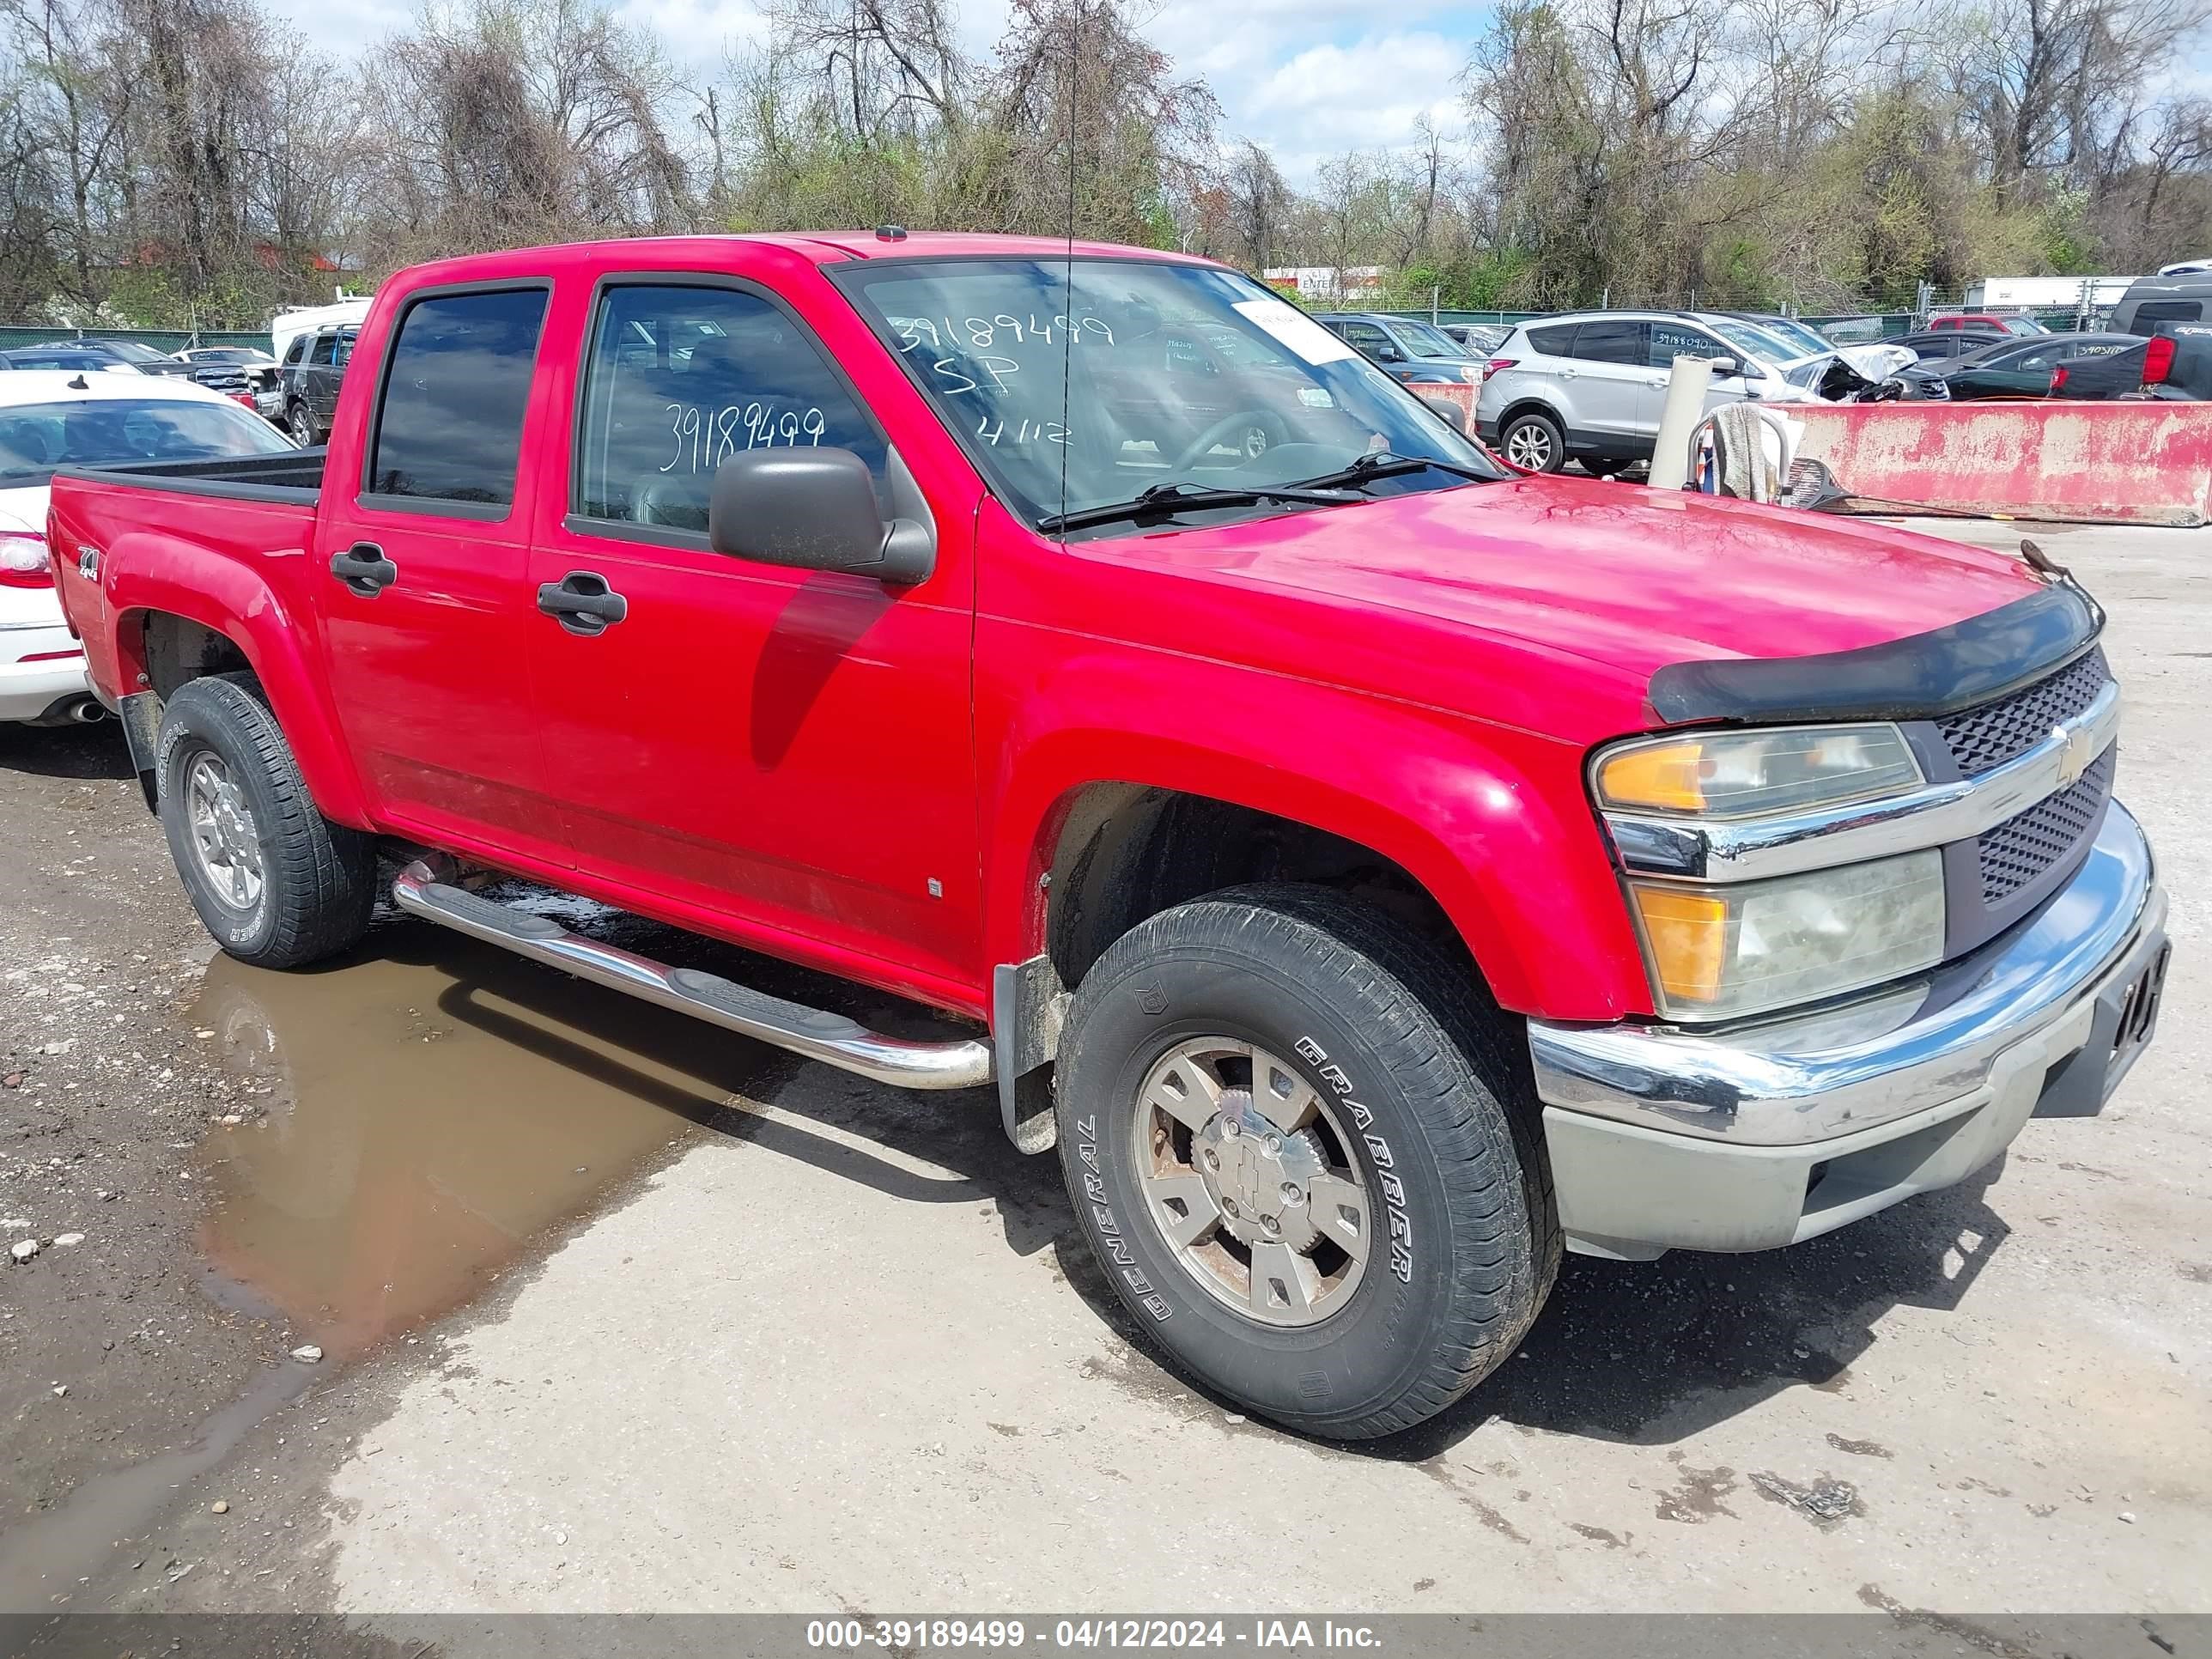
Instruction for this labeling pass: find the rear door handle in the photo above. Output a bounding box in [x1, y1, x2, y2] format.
[537, 570, 629, 636]
[329, 542, 398, 597]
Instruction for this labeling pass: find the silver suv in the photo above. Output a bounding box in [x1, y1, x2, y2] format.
[1474, 312, 1822, 473]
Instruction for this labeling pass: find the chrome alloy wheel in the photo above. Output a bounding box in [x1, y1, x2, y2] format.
[1504, 422, 1553, 469]
[1131, 1037, 1372, 1327]
[183, 750, 265, 914]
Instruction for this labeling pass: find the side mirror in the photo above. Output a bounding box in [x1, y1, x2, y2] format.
[1371, 343, 1404, 363]
[708, 447, 934, 585]
[1708, 356, 1742, 378]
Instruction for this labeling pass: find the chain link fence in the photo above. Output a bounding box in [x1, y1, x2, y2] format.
[0, 324, 275, 355]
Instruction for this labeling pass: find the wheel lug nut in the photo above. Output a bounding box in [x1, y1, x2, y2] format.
[1223, 1198, 1240, 1217]
[1202, 1150, 1218, 1170]
[1223, 1118, 1240, 1139]
[1264, 1133, 1280, 1153]
[1280, 1182, 1302, 1206]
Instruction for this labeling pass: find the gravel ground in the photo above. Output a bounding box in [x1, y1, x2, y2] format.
[0, 520, 2205, 1650]
[0, 727, 296, 1532]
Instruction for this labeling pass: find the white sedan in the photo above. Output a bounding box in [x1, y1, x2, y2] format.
[0, 370, 295, 726]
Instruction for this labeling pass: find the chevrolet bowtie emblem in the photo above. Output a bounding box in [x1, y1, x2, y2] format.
[2053, 722, 2095, 790]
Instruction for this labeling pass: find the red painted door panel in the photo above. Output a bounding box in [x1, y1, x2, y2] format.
[522, 271, 985, 1002]
[316, 283, 573, 867]
[527, 538, 981, 994]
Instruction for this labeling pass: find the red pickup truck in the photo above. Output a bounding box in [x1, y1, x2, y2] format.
[48, 234, 2168, 1439]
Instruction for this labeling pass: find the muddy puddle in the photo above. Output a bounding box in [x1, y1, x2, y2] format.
[187, 914, 799, 1359]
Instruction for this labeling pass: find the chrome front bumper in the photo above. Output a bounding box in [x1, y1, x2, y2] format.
[1528, 802, 2166, 1259]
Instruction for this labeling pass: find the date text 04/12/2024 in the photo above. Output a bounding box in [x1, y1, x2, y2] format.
[805, 1620, 1385, 1650]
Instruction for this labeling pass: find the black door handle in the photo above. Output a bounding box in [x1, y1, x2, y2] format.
[537, 570, 629, 636]
[330, 542, 397, 597]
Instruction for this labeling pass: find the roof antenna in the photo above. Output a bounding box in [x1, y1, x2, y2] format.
[874, 224, 908, 242]
[67, 374, 89, 390]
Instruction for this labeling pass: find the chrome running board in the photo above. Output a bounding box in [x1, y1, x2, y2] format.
[391, 860, 994, 1091]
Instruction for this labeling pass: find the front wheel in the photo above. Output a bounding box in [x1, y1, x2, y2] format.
[155, 673, 375, 968]
[1054, 884, 1559, 1440]
[1499, 410, 1567, 472]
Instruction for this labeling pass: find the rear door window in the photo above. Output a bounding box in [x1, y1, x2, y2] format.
[366, 287, 549, 511]
[1571, 320, 1646, 364]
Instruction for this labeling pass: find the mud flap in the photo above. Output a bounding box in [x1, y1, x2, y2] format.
[118, 690, 163, 811]
[993, 955, 1067, 1153]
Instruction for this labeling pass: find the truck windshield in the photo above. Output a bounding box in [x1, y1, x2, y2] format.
[0, 398, 292, 488]
[835, 258, 1501, 530]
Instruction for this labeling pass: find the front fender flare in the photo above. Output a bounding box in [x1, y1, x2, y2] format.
[982, 655, 1650, 1023]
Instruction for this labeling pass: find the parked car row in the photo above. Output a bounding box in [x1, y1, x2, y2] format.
[1463, 309, 1945, 474]
[0, 368, 295, 727]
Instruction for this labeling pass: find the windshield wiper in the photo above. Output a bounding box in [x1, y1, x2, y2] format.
[1282, 450, 1496, 492]
[1036, 478, 1358, 534]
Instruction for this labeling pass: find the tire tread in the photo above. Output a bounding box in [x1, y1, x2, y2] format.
[158, 672, 374, 968]
[1061, 882, 1561, 1439]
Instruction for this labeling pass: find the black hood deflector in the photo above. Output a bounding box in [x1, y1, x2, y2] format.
[1648, 580, 2104, 726]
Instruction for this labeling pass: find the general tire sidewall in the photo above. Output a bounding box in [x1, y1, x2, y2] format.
[1059, 940, 1484, 1429]
[156, 700, 279, 957]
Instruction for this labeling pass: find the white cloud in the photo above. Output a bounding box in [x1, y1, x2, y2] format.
[1240, 31, 1468, 181]
[258, 0, 1489, 190]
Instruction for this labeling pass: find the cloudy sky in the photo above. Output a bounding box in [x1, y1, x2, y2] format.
[257, 0, 1489, 186]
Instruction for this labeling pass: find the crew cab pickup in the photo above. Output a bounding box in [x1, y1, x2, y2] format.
[49, 234, 2169, 1440]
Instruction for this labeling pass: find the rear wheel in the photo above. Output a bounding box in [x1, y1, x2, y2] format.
[286, 402, 317, 446]
[1500, 410, 1566, 472]
[155, 673, 374, 968]
[1054, 884, 1559, 1440]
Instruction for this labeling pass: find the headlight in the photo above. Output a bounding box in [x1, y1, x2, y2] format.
[1594, 724, 1923, 819]
[1628, 850, 1945, 1021]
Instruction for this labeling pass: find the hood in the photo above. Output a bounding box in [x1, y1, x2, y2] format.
[1137, 476, 2045, 739]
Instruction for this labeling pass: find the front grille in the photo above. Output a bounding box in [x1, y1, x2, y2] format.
[191, 366, 250, 394]
[1936, 648, 2108, 775]
[1978, 748, 2114, 904]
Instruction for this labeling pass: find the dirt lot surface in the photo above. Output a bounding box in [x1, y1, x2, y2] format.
[0, 520, 2206, 1650]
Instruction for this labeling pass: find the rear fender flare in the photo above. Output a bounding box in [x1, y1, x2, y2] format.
[106, 533, 373, 828]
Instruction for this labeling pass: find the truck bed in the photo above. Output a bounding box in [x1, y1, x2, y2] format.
[55, 447, 325, 505]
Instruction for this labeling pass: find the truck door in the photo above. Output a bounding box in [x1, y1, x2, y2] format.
[523, 275, 981, 995]
[315, 281, 572, 868]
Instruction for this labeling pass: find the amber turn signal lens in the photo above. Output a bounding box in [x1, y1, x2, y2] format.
[1596, 740, 1707, 813]
[1630, 885, 1729, 1006]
